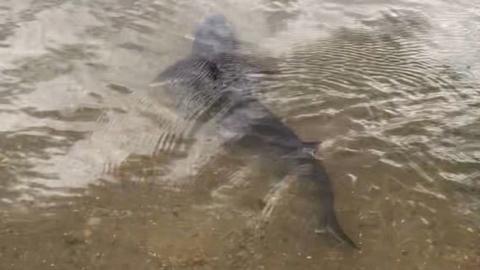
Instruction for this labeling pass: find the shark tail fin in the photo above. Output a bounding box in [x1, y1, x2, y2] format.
[325, 208, 359, 249]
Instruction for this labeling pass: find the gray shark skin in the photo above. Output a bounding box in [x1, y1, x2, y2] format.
[155, 14, 357, 249]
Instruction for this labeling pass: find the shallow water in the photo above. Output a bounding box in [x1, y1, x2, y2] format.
[1, 0, 479, 269]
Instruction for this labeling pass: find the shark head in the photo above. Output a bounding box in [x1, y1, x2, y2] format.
[192, 14, 237, 58]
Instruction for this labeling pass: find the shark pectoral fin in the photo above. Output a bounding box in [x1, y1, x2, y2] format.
[247, 70, 281, 77]
[152, 57, 221, 88]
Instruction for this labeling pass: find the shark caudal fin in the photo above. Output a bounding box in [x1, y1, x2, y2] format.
[325, 208, 359, 249]
[303, 161, 358, 249]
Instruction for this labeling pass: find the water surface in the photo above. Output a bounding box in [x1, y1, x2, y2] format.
[0, 0, 479, 269]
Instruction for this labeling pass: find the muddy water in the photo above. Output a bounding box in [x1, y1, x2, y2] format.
[0, 0, 479, 269]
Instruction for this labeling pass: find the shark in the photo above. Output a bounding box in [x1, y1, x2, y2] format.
[153, 14, 357, 249]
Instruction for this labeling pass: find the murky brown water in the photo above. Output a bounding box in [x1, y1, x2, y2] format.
[1, 0, 479, 269]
